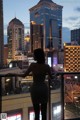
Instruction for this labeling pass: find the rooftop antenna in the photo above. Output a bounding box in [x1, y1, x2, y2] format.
[15, 12, 16, 18]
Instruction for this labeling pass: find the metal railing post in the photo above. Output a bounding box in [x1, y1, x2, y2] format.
[0, 76, 2, 111]
[61, 74, 64, 120]
[48, 80, 51, 120]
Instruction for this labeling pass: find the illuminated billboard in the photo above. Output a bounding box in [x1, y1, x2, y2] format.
[5, 109, 22, 120]
[7, 114, 21, 120]
[48, 57, 51, 67]
[53, 57, 58, 65]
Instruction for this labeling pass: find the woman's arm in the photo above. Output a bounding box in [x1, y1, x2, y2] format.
[7, 63, 33, 77]
[20, 63, 32, 77]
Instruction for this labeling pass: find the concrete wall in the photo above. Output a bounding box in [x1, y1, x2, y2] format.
[2, 89, 61, 120]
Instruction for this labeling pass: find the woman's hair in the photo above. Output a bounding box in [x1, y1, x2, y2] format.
[33, 48, 45, 64]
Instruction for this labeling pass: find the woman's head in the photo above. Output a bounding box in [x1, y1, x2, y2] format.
[33, 48, 45, 64]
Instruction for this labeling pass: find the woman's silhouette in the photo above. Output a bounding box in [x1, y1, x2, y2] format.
[9, 48, 52, 120]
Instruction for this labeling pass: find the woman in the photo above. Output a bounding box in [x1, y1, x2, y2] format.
[10, 48, 52, 120]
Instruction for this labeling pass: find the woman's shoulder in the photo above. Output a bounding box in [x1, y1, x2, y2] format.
[30, 62, 36, 66]
[30, 62, 50, 68]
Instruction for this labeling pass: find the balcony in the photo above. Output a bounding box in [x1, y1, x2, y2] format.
[0, 71, 80, 120]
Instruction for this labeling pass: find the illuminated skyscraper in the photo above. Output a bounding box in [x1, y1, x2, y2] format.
[64, 44, 80, 72]
[0, 0, 4, 68]
[29, 0, 63, 51]
[7, 18, 24, 60]
[30, 23, 43, 52]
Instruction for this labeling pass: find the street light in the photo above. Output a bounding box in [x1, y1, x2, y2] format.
[74, 76, 78, 79]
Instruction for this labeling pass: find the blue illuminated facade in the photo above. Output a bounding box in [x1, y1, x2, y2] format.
[29, 0, 63, 51]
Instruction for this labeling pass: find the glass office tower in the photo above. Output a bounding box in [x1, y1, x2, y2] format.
[29, 0, 63, 51]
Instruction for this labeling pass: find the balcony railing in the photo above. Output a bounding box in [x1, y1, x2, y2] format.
[0, 72, 80, 120]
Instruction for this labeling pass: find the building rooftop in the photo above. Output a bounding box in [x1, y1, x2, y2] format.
[29, 0, 63, 11]
[9, 17, 24, 26]
[39, 0, 53, 3]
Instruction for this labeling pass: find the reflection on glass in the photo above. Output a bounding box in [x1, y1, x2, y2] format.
[48, 57, 51, 67]
[64, 74, 80, 119]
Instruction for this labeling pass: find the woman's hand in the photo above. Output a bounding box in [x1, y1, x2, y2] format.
[6, 73, 16, 77]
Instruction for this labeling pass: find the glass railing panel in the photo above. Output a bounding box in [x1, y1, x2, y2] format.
[50, 74, 61, 120]
[64, 74, 80, 120]
[1, 73, 80, 120]
[1, 76, 33, 96]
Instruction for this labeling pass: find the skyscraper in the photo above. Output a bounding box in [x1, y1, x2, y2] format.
[0, 0, 4, 68]
[30, 23, 43, 52]
[64, 44, 80, 72]
[29, 0, 63, 51]
[7, 17, 24, 60]
[71, 28, 80, 45]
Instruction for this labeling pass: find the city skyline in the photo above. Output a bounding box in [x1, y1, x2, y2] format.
[3, 0, 80, 44]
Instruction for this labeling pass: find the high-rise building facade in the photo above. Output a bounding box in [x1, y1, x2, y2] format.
[0, 0, 4, 68]
[29, 0, 63, 51]
[7, 17, 24, 60]
[24, 32, 30, 52]
[30, 23, 43, 52]
[71, 28, 80, 45]
[64, 44, 80, 72]
[4, 44, 8, 66]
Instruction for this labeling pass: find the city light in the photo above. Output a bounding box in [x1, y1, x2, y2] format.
[6, 79, 10, 82]
[53, 105, 61, 115]
[74, 76, 78, 79]
[9, 63, 13, 68]
[31, 21, 36, 25]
